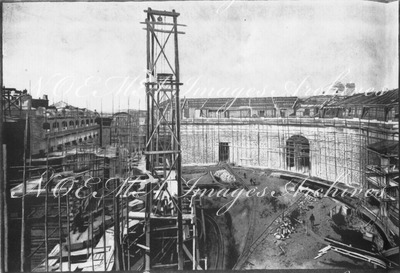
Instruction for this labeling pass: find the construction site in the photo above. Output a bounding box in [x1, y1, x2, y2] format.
[0, 4, 399, 273]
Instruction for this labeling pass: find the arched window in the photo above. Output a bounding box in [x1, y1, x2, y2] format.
[43, 122, 50, 130]
[286, 135, 310, 172]
[69, 121, 74, 127]
[81, 120, 85, 126]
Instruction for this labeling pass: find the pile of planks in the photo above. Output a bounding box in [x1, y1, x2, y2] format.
[314, 237, 399, 269]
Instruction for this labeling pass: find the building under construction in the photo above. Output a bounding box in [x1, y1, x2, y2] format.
[0, 6, 399, 273]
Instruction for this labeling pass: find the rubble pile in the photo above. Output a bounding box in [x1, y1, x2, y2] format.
[273, 195, 318, 241]
[298, 195, 317, 212]
[273, 217, 295, 240]
[213, 169, 236, 183]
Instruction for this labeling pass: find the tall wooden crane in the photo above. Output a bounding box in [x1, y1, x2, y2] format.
[142, 8, 194, 271]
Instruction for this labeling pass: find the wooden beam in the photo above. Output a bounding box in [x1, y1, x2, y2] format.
[143, 28, 186, 34]
[144, 9, 180, 17]
[382, 246, 399, 257]
[140, 21, 186, 27]
[182, 244, 202, 270]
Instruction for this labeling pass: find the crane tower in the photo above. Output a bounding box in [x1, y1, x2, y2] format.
[141, 8, 200, 271]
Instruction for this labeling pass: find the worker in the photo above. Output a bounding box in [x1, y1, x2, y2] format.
[170, 195, 178, 216]
[155, 198, 162, 216]
[72, 207, 85, 233]
[310, 213, 315, 230]
[162, 196, 169, 216]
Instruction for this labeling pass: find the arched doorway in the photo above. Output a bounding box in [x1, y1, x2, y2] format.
[286, 135, 310, 173]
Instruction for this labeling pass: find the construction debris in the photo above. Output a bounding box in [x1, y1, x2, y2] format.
[297, 195, 317, 212]
[273, 217, 295, 240]
[213, 169, 236, 183]
[314, 245, 331, 259]
[320, 238, 393, 269]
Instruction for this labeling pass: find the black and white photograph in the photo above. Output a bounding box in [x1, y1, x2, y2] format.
[0, 0, 398, 272]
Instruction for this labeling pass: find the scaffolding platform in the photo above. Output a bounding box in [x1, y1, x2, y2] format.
[128, 211, 194, 221]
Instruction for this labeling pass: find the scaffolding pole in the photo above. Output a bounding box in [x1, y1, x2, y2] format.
[20, 114, 29, 272]
[0, 4, 4, 269]
[0, 17, 4, 268]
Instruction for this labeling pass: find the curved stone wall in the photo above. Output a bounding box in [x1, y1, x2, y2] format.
[181, 118, 399, 186]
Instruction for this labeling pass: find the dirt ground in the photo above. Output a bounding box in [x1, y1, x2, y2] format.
[183, 165, 377, 270]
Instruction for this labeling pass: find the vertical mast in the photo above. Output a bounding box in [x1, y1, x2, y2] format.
[142, 8, 185, 270]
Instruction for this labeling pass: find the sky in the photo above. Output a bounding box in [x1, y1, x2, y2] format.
[2, 0, 399, 112]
